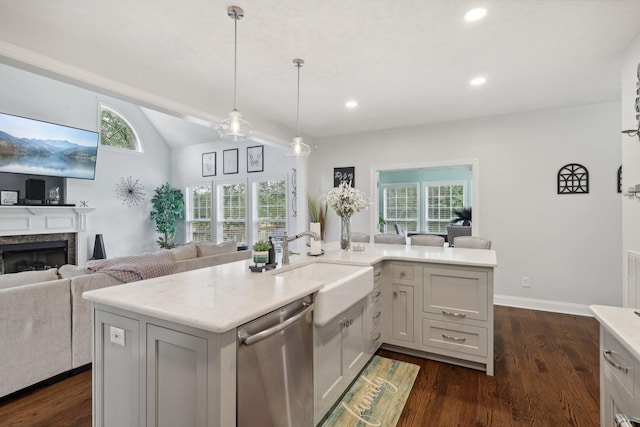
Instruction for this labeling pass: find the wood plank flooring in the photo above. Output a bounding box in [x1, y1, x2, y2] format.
[0, 305, 600, 427]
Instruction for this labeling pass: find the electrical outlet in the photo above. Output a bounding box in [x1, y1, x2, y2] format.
[521, 276, 530, 288]
[109, 326, 125, 346]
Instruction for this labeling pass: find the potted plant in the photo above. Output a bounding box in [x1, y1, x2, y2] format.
[150, 183, 185, 249]
[378, 215, 387, 233]
[252, 240, 271, 265]
[450, 207, 472, 226]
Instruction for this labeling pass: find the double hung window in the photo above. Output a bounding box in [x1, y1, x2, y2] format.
[382, 183, 419, 233]
[252, 178, 287, 242]
[185, 184, 212, 242]
[217, 181, 247, 243]
[425, 181, 466, 233]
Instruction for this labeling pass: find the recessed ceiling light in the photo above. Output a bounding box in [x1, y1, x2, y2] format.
[345, 100, 358, 108]
[464, 7, 487, 22]
[470, 76, 487, 86]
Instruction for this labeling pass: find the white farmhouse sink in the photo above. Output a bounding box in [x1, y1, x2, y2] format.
[274, 262, 374, 326]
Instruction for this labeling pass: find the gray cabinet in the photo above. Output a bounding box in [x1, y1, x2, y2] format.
[382, 262, 494, 375]
[93, 305, 237, 427]
[314, 298, 367, 424]
[600, 327, 640, 426]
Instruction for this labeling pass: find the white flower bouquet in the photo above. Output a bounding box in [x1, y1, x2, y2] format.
[323, 181, 371, 218]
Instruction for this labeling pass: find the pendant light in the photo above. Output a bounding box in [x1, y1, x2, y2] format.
[218, 5, 252, 141]
[285, 58, 311, 158]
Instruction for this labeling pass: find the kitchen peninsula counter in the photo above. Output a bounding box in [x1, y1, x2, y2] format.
[83, 242, 497, 333]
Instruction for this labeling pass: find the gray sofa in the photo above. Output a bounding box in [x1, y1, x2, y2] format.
[0, 242, 250, 398]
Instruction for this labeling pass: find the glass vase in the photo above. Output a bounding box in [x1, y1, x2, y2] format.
[340, 216, 352, 250]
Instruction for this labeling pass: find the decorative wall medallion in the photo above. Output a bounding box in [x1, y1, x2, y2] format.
[621, 62, 640, 140]
[557, 163, 589, 194]
[115, 176, 146, 206]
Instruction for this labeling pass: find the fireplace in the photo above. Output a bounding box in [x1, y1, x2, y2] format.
[0, 233, 76, 274]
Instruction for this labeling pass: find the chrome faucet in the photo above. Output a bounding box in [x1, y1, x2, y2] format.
[281, 231, 321, 265]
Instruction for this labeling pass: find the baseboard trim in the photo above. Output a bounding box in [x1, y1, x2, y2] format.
[494, 295, 593, 317]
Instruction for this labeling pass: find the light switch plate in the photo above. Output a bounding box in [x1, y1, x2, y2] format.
[109, 326, 125, 346]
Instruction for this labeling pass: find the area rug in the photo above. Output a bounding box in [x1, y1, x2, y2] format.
[318, 356, 420, 427]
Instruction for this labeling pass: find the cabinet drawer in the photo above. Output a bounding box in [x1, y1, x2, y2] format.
[421, 319, 487, 357]
[392, 264, 414, 281]
[423, 267, 488, 321]
[603, 329, 636, 398]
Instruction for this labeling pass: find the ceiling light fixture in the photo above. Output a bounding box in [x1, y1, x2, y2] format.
[285, 58, 311, 158]
[470, 76, 487, 86]
[217, 5, 252, 142]
[464, 7, 487, 22]
[346, 100, 358, 108]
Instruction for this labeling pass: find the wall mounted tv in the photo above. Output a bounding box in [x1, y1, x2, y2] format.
[0, 111, 99, 180]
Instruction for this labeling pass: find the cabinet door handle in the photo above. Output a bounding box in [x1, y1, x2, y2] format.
[372, 291, 381, 298]
[372, 311, 382, 320]
[442, 334, 466, 342]
[603, 350, 630, 373]
[373, 332, 382, 341]
[400, 271, 405, 277]
[442, 310, 467, 318]
[374, 270, 382, 277]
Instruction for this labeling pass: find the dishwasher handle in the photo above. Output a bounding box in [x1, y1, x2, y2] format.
[238, 303, 313, 346]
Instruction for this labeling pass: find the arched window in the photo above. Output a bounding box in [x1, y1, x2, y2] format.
[100, 106, 140, 151]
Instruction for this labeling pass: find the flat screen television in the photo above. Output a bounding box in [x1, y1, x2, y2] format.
[0, 111, 99, 180]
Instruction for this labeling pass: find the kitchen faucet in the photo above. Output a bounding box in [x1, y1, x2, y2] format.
[281, 231, 321, 265]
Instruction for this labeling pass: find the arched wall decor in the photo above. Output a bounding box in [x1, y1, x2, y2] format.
[557, 163, 589, 194]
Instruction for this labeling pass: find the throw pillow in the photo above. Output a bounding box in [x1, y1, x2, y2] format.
[0, 268, 59, 290]
[58, 264, 89, 279]
[196, 241, 236, 257]
[169, 244, 197, 262]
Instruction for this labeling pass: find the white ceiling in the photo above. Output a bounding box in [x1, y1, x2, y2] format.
[1, 0, 640, 147]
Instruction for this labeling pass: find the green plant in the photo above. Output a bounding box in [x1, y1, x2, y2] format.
[252, 240, 272, 251]
[450, 207, 472, 226]
[308, 194, 328, 239]
[378, 215, 387, 231]
[150, 183, 185, 249]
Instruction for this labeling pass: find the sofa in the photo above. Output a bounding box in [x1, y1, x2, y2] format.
[0, 241, 250, 398]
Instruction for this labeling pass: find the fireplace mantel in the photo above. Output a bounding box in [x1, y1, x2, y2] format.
[0, 206, 95, 265]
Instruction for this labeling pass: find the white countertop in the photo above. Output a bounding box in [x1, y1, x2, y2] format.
[84, 242, 497, 333]
[590, 304, 640, 360]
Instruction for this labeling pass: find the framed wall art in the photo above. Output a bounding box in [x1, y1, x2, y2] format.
[223, 148, 239, 175]
[247, 145, 264, 173]
[202, 152, 216, 177]
[334, 166, 355, 187]
[1, 190, 18, 205]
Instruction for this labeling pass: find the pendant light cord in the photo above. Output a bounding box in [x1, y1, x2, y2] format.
[296, 62, 301, 137]
[233, 10, 238, 111]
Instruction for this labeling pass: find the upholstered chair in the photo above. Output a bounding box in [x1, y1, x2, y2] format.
[446, 225, 471, 246]
[351, 232, 370, 243]
[453, 236, 491, 249]
[410, 234, 445, 247]
[373, 233, 406, 244]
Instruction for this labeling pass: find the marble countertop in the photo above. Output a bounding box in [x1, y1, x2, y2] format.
[84, 242, 497, 333]
[590, 304, 640, 360]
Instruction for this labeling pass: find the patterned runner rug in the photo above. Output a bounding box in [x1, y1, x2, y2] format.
[318, 356, 420, 427]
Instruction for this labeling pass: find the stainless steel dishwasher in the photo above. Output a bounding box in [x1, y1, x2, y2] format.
[237, 294, 314, 427]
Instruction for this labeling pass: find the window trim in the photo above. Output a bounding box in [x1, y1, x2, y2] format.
[424, 180, 467, 233]
[381, 182, 420, 233]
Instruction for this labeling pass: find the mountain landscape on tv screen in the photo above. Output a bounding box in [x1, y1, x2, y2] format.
[0, 129, 98, 179]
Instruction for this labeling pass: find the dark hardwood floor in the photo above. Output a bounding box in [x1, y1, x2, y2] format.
[0, 306, 600, 427]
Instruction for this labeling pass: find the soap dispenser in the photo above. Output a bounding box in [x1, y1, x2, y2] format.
[268, 237, 276, 266]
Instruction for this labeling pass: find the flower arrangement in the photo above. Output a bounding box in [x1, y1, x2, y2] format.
[323, 181, 371, 218]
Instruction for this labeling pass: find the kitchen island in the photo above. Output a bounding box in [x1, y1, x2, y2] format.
[84, 242, 497, 427]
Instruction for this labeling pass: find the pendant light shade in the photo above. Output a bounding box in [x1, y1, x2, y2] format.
[285, 58, 311, 158]
[218, 6, 252, 141]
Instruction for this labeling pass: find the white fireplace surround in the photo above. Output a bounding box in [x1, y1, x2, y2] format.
[0, 206, 94, 266]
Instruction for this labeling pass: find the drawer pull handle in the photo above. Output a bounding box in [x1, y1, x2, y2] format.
[373, 332, 382, 341]
[442, 334, 466, 342]
[400, 271, 405, 277]
[372, 311, 382, 320]
[442, 310, 467, 318]
[603, 350, 630, 373]
[372, 291, 381, 298]
[374, 270, 382, 277]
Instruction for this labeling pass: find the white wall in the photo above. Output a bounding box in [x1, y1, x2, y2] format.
[0, 63, 172, 259]
[171, 140, 297, 245]
[621, 32, 640, 307]
[310, 102, 622, 313]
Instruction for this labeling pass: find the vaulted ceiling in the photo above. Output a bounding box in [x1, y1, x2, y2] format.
[1, 0, 640, 147]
